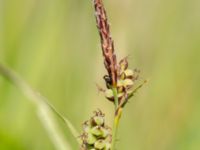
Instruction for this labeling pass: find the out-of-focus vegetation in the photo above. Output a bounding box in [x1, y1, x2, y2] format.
[0, 0, 200, 149]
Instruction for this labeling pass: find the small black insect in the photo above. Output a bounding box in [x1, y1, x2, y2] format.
[103, 75, 112, 88]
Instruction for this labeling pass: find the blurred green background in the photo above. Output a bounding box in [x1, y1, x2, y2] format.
[0, 0, 200, 149]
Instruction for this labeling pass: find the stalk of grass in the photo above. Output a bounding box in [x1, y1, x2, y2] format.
[93, 1, 146, 150]
[0, 63, 80, 150]
[111, 110, 122, 149]
[38, 100, 72, 150]
[93, 0, 123, 149]
[93, 0, 118, 149]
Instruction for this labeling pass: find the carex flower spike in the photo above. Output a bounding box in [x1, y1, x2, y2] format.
[80, 110, 112, 150]
[90, 0, 146, 149]
[94, 0, 118, 87]
[93, 0, 146, 108]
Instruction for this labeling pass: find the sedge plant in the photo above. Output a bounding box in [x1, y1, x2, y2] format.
[0, 0, 146, 150]
[84, 0, 146, 149]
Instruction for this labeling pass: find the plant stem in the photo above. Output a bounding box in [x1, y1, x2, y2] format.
[112, 87, 119, 110]
[111, 87, 122, 150]
[111, 107, 122, 150]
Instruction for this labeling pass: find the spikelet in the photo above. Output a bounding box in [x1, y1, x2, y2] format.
[94, 0, 117, 87]
[80, 110, 112, 150]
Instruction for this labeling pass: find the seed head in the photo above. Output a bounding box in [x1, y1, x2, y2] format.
[80, 110, 112, 150]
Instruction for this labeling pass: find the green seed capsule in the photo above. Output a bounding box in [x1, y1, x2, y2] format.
[93, 116, 104, 126]
[91, 126, 103, 136]
[81, 110, 112, 149]
[86, 133, 97, 145]
[94, 140, 106, 149]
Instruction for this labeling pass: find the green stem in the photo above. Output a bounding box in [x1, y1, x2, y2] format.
[112, 87, 118, 110]
[111, 108, 122, 150]
[111, 87, 122, 150]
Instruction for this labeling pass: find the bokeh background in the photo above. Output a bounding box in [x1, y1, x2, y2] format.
[0, 0, 200, 149]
